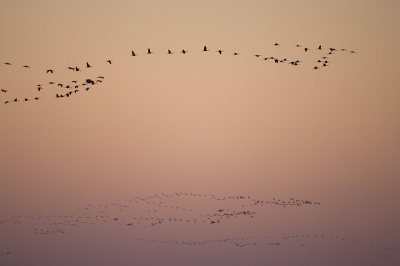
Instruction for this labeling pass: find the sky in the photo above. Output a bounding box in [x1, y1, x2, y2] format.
[1, 0, 400, 265]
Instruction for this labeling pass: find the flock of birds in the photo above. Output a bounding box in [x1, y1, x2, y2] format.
[1, 192, 399, 255]
[1, 43, 357, 106]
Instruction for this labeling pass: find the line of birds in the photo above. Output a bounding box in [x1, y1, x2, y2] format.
[1, 44, 356, 74]
[1, 192, 399, 256]
[1, 44, 357, 105]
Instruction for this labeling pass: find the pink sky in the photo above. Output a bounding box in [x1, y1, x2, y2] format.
[1, 1, 400, 265]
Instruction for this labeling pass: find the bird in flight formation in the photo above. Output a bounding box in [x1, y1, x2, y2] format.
[1, 191, 398, 254]
[2, 44, 357, 105]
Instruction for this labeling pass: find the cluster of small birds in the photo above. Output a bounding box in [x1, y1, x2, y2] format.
[1, 192, 399, 256]
[1, 43, 357, 105]
[136, 234, 353, 248]
[0, 192, 320, 230]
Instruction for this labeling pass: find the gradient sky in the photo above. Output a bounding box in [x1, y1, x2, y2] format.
[1, 1, 400, 265]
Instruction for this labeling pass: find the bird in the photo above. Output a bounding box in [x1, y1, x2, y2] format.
[34, 97, 40, 100]
[147, 48, 153, 54]
[57, 83, 63, 87]
[37, 87, 42, 91]
[86, 62, 92, 68]
[98, 76, 104, 79]
[14, 98, 19, 102]
[68, 67, 75, 70]
[131, 51, 137, 56]
[4, 62, 11, 65]
[317, 45, 323, 50]
[233, 53, 239, 55]
[24, 98, 29, 101]
[274, 43, 281, 46]
[4, 101, 9, 104]
[203, 46, 209, 52]
[106, 60, 112, 64]
[216, 50, 224, 54]
[313, 66, 319, 70]
[22, 65, 30, 68]
[167, 50, 173, 54]
[254, 55, 261, 57]
[304, 48, 310, 52]
[46, 69, 53, 73]
[295, 44, 302, 47]
[1, 89, 7, 93]
[86, 87, 90, 91]
[75, 67, 80, 71]
[180, 50, 188, 54]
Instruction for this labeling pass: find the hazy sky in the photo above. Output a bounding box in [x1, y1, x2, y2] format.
[1, 1, 400, 265]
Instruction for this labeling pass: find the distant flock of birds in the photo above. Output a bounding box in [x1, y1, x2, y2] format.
[1, 44, 357, 105]
[1, 192, 398, 254]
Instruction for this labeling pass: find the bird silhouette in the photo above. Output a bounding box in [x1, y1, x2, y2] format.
[4, 62, 11, 65]
[167, 50, 173, 54]
[181, 50, 188, 54]
[106, 60, 112, 64]
[203, 46, 209, 52]
[22, 65, 30, 68]
[147, 48, 153, 54]
[1, 89, 7, 93]
[86, 62, 92, 68]
[46, 69, 53, 73]
[217, 50, 224, 54]
[131, 51, 137, 56]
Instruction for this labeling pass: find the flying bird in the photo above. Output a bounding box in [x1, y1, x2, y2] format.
[86, 62, 92, 68]
[1, 89, 7, 93]
[233, 53, 240, 55]
[180, 50, 188, 54]
[216, 50, 224, 54]
[167, 50, 173, 54]
[22, 65, 30, 68]
[46, 69, 53, 73]
[106, 60, 112, 64]
[131, 51, 137, 56]
[274, 43, 281, 46]
[4, 62, 11, 65]
[203, 46, 209, 52]
[147, 48, 153, 54]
